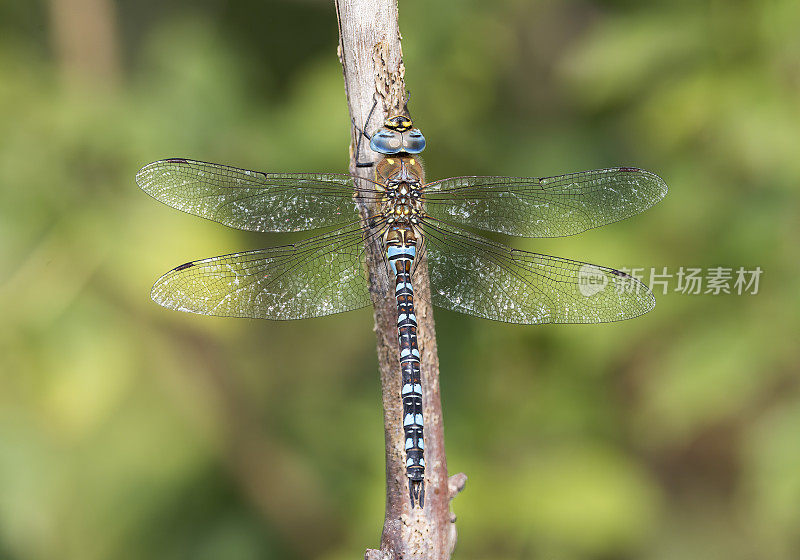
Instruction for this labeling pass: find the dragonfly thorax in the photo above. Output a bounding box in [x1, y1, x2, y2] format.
[377, 156, 425, 226]
[376, 156, 424, 185]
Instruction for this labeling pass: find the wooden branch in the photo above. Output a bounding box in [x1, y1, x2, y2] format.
[335, 1, 464, 558]
[48, 0, 121, 89]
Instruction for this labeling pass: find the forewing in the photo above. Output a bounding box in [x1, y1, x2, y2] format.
[151, 222, 380, 320]
[420, 218, 655, 324]
[136, 158, 380, 232]
[424, 167, 667, 238]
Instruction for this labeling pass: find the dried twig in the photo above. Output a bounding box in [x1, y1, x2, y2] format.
[335, 0, 464, 558]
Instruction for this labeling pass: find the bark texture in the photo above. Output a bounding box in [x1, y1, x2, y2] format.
[334, 1, 463, 558]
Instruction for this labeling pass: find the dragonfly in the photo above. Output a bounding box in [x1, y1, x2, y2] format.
[136, 113, 667, 508]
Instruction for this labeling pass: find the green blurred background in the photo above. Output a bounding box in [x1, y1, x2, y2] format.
[1, 0, 799, 558]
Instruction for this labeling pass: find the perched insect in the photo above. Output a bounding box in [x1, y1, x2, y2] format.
[137, 112, 666, 507]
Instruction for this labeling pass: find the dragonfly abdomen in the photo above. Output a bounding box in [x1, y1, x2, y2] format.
[386, 226, 425, 507]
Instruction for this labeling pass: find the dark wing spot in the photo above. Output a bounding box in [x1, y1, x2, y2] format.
[174, 261, 195, 271]
[165, 158, 188, 164]
[610, 269, 630, 278]
[617, 167, 641, 173]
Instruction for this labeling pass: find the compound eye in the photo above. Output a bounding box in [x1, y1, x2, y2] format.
[402, 130, 426, 154]
[370, 130, 402, 154]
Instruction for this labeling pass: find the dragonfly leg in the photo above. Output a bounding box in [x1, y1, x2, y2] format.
[354, 97, 379, 167]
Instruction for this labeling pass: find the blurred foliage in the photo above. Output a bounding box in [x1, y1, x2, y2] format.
[1, 0, 799, 559]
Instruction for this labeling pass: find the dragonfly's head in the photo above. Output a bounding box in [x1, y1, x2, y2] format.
[370, 115, 426, 155]
[384, 115, 414, 132]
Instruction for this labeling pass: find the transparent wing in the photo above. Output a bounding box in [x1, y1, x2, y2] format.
[420, 217, 655, 324]
[423, 167, 667, 238]
[136, 158, 383, 232]
[151, 221, 384, 320]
